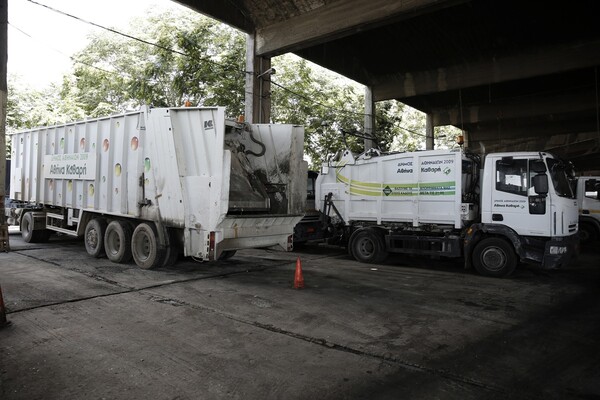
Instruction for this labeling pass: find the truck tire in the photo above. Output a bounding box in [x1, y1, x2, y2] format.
[472, 237, 517, 277]
[131, 222, 164, 269]
[21, 212, 35, 243]
[161, 229, 180, 267]
[579, 221, 598, 245]
[104, 220, 133, 263]
[21, 212, 50, 243]
[350, 228, 388, 264]
[218, 250, 237, 260]
[85, 218, 107, 258]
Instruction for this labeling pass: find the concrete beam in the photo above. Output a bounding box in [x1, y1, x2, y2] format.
[465, 117, 599, 142]
[174, 0, 254, 33]
[255, 0, 450, 56]
[431, 90, 597, 126]
[374, 41, 600, 101]
[470, 135, 600, 161]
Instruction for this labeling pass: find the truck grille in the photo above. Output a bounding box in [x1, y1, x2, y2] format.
[569, 223, 577, 233]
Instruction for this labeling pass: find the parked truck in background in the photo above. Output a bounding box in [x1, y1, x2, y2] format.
[316, 147, 579, 277]
[5, 106, 307, 268]
[293, 170, 327, 245]
[576, 176, 600, 244]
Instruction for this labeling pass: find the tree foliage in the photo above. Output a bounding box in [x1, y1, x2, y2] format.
[5, 9, 460, 164]
[69, 10, 247, 117]
[270, 55, 367, 167]
[6, 75, 87, 157]
[7, 75, 84, 131]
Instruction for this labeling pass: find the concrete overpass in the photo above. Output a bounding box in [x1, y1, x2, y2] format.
[175, 0, 600, 173]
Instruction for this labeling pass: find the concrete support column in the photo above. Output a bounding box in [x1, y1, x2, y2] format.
[425, 113, 434, 150]
[244, 34, 255, 124]
[245, 33, 271, 124]
[364, 86, 375, 150]
[257, 57, 272, 124]
[1, 0, 8, 238]
[460, 130, 468, 148]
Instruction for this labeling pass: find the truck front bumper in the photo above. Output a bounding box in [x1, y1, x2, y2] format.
[542, 234, 579, 269]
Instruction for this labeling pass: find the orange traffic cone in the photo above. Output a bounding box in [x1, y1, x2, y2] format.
[293, 257, 305, 289]
[0, 284, 11, 329]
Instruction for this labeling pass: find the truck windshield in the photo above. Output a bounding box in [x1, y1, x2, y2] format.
[546, 158, 576, 199]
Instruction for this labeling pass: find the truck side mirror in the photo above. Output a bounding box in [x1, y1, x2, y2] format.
[530, 160, 547, 173]
[532, 174, 548, 195]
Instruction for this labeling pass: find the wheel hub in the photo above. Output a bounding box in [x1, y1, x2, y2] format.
[87, 229, 98, 247]
[358, 239, 375, 257]
[481, 247, 506, 271]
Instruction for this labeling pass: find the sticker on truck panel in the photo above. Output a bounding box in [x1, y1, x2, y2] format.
[44, 152, 97, 180]
[493, 199, 527, 210]
[335, 170, 455, 197]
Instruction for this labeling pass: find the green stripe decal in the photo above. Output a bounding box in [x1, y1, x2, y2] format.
[335, 170, 456, 197]
[350, 187, 385, 196]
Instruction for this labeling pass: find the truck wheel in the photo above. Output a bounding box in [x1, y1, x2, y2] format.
[350, 229, 388, 264]
[104, 220, 133, 263]
[579, 222, 598, 245]
[161, 229, 180, 267]
[21, 213, 50, 243]
[472, 237, 517, 277]
[132, 222, 164, 269]
[218, 250, 237, 260]
[21, 213, 36, 243]
[85, 218, 107, 258]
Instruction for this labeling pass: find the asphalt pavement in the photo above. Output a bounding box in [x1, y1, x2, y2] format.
[1, 229, 599, 399]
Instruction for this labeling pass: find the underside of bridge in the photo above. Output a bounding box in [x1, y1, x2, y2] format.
[175, 0, 600, 173]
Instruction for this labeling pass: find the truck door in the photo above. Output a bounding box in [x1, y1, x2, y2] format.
[489, 157, 551, 236]
[581, 177, 600, 214]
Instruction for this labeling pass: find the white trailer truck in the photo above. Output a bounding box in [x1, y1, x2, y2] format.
[316, 147, 579, 277]
[576, 176, 600, 244]
[6, 106, 307, 268]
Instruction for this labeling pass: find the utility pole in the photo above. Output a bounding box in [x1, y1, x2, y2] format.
[425, 114, 434, 150]
[364, 86, 375, 150]
[0, 0, 9, 251]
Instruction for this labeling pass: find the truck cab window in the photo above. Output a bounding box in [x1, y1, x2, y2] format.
[584, 179, 599, 200]
[496, 159, 528, 196]
[546, 158, 576, 199]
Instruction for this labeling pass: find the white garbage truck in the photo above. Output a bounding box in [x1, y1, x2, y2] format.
[316, 147, 579, 277]
[6, 106, 307, 268]
[576, 176, 600, 244]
